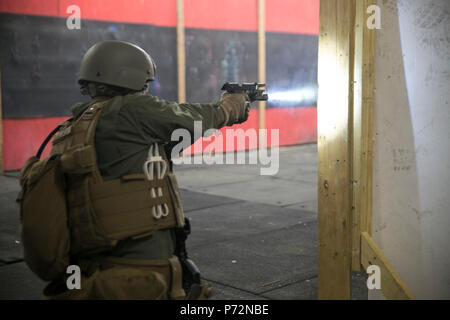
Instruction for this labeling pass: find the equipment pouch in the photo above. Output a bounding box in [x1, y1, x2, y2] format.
[18, 155, 71, 281]
[44, 265, 168, 300]
[60, 145, 97, 174]
[166, 172, 185, 228]
[44, 256, 185, 300]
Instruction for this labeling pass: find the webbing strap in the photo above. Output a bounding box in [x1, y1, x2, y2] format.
[36, 119, 73, 159]
[81, 101, 109, 183]
[168, 256, 186, 300]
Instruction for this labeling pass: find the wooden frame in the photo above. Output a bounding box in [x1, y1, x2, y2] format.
[317, 0, 355, 300]
[177, 0, 186, 104]
[258, 0, 266, 149]
[361, 232, 415, 299]
[318, 0, 414, 300]
[351, 0, 376, 271]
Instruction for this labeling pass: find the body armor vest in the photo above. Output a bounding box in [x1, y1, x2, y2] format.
[50, 100, 185, 256]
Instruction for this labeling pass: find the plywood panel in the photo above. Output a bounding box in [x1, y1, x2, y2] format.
[371, 0, 450, 299]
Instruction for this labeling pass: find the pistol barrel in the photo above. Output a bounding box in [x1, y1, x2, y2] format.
[221, 82, 268, 102]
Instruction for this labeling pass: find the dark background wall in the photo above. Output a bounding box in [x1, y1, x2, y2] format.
[0, 14, 178, 118]
[0, 0, 319, 170]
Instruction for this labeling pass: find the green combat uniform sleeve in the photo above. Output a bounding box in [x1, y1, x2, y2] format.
[68, 94, 227, 182]
[121, 94, 227, 143]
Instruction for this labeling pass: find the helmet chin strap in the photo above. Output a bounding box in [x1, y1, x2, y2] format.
[79, 81, 150, 98]
[139, 81, 151, 95]
[79, 82, 103, 97]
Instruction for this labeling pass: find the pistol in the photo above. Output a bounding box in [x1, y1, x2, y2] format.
[221, 82, 269, 102]
[174, 217, 202, 292]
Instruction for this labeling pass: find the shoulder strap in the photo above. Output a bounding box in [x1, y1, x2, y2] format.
[83, 101, 108, 146]
[75, 100, 109, 183]
[36, 118, 74, 159]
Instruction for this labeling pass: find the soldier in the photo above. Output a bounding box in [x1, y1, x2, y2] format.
[40, 40, 249, 299]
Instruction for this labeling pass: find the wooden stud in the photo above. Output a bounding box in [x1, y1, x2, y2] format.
[351, 0, 376, 271]
[359, 0, 375, 238]
[317, 0, 356, 300]
[177, 0, 186, 104]
[361, 232, 415, 300]
[258, 0, 266, 149]
[351, 0, 364, 272]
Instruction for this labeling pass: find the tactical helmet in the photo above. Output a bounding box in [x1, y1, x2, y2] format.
[78, 40, 156, 91]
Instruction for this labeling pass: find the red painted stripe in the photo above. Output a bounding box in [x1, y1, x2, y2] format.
[0, 0, 319, 34]
[184, 0, 257, 31]
[266, 0, 319, 35]
[266, 107, 317, 147]
[2, 107, 317, 170]
[184, 0, 319, 33]
[59, 0, 177, 27]
[184, 109, 260, 155]
[0, 0, 177, 27]
[184, 107, 317, 155]
[2, 117, 69, 171]
[0, 0, 59, 16]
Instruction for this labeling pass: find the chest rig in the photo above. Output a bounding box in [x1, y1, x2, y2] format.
[50, 100, 185, 256]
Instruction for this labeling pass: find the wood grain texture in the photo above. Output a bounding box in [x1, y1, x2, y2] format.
[317, 0, 355, 300]
[361, 232, 415, 300]
[258, 0, 266, 148]
[351, 0, 376, 271]
[359, 0, 375, 238]
[177, 0, 186, 103]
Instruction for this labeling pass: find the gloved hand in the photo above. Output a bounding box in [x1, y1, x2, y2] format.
[220, 92, 250, 126]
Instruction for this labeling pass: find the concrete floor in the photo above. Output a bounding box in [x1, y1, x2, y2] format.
[0, 144, 367, 300]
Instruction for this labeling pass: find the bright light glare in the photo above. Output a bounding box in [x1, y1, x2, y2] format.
[267, 86, 318, 106]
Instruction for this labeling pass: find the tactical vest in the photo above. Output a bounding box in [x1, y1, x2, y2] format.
[50, 99, 185, 256]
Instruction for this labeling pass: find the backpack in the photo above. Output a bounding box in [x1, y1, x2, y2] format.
[17, 121, 72, 281]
